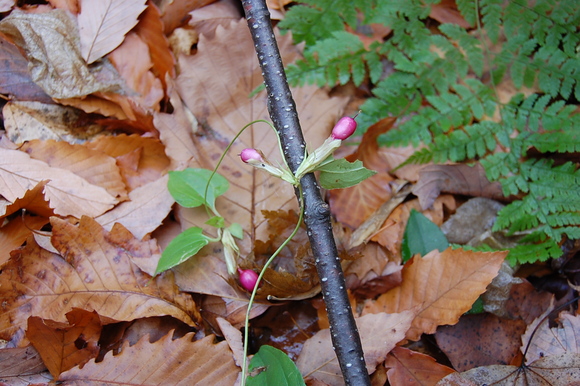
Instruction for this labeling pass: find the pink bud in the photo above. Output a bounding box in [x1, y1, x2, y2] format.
[240, 148, 263, 163]
[331, 116, 357, 140]
[238, 268, 259, 292]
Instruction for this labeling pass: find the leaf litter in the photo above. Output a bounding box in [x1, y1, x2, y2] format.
[0, 1, 579, 385]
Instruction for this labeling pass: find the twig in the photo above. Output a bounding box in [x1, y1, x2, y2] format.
[240, 1, 371, 384]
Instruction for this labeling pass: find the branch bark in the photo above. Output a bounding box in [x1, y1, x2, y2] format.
[240, 1, 370, 384]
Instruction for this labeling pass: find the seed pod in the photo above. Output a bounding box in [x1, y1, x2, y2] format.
[331, 116, 357, 140]
[238, 268, 259, 292]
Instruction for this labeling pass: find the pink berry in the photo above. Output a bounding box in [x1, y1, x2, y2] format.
[238, 268, 259, 292]
[331, 116, 357, 140]
[240, 148, 263, 163]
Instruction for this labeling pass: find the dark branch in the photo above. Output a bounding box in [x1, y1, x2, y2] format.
[240, 1, 370, 384]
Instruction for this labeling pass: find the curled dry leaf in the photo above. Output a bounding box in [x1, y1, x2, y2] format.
[0, 148, 117, 218]
[59, 333, 240, 385]
[0, 217, 198, 347]
[78, 0, 147, 64]
[0, 180, 53, 219]
[362, 248, 507, 341]
[296, 311, 414, 386]
[384, 346, 455, 386]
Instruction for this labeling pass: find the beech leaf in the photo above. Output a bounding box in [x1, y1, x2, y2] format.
[384, 347, 455, 385]
[78, 0, 147, 64]
[522, 311, 580, 364]
[362, 248, 507, 341]
[0, 217, 198, 346]
[58, 333, 240, 385]
[318, 158, 376, 190]
[247, 345, 305, 386]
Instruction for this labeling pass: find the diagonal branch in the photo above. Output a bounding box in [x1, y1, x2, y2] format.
[240, 1, 371, 384]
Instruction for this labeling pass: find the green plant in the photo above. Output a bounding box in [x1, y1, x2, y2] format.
[279, 0, 580, 265]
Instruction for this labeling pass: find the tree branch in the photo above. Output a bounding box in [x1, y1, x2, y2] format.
[240, 1, 370, 384]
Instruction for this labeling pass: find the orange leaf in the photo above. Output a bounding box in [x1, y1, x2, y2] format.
[0, 148, 117, 218]
[58, 333, 240, 384]
[27, 309, 102, 378]
[384, 347, 455, 386]
[296, 312, 414, 385]
[78, 0, 147, 64]
[0, 217, 198, 347]
[0, 214, 48, 267]
[362, 248, 506, 341]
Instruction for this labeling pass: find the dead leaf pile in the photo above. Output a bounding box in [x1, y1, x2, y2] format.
[0, 0, 579, 385]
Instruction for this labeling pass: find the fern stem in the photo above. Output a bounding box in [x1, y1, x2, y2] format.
[240, 0, 371, 384]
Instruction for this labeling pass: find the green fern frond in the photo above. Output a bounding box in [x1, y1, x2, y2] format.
[505, 238, 561, 265]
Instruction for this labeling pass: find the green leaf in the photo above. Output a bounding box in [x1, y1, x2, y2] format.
[317, 159, 376, 189]
[167, 168, 229, 212]
[228, 222, 244, 239]
[155, 227, 210, 274]
[402, 209, 449, 262]
[205, 216, 225, 228]
[246, 345, 305, 386]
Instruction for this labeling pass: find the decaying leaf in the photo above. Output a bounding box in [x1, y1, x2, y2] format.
[384, 346, 455, 386]
[362, 248, 507, 341]
[58, 333, 240, 385]
[27, 309, 102, 378]
[0, 345, 47, 384]
[0, 217, 198, 347]
[0, 148, 117, 218]
[296, 311, 414, 385]
[78, 0, 147, 64]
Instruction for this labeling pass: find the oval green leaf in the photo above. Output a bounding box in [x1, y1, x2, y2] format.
[246, 345, 305, 386]
[167, 168, 229, 211]
[155, 227, 210, 274]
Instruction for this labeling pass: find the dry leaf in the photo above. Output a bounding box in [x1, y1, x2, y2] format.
[362, 248, 507, 341]
[3, 101, 104, 145]
[0, 345, 47, 382]
[27, 309, 102, 378]
[0, 32, 52, 103]
[0, 217, 198, 347]
[435, 313, 526, 372]
[0, 214, 48, 267]
[95, 175, 173, 242]
[0, 180, 53, 219]
[0, 9, 123, 99]
[429, 0, 470, 28]
[437, 353, 580, 385]
[21, 139, 128, 201]
[201, 294, 269, 330]
[522, 311, 580, 364]
[47, 0, 79, 13]
[0, 0, 14, 12]
[384, 346, 455, 386]
[160, 0, 216, 33]
[78, 0, 147, 64]
[216, 317, 244, 367]
[296, 311, 414, 385]
[0, 148, 117, 218]
[188, 0, 242, 38]
[58, 333, 240, 385]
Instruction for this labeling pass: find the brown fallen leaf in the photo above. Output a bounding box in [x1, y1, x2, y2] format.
[0, 217, 198, 347]
[78, 0, 147, 64]
[27, 309, 102, 378]
[0, 148, 117, 218]
[47, 0, 79, 13]
[413, 163, 504, 210]
[436, 353, 580, 385]
[159, 0, 216, 33]
[362, 248, 507, 341]
[0, 180, 53, 219]
[21, 139, 128, 201]
[296, 311, 414, 385]
[435, 313, 527, 372]
[0, 214, 48, 267]
[429, 0, 471, 28]
[58, 333, 240, 385]
[384, 346, 455, 386]
[522, 311, 580, 364]
[188, 0, 243, 38]
[0, 345, 48, 385]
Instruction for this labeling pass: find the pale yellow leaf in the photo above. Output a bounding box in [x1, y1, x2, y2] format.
[79, 0, 148, 64]
[0, 148, 117, 218]
[363, 248, 507, 341]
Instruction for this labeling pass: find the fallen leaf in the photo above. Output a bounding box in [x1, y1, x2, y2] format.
[201, 294, 269, 330]
[0, 32, 52, 103]
[21, 139, 128, 201]
[429, 0, 470, 28]
[437, 353, 580, 385]
[47, 0, 79, 13]
[58, 333, 240, 385]
[384, 346, 455, 386]
[0, 214, 48, 267]
[435, 313, 526, 372]
[503, 280, 555, 325]
[78, 0, 147, 64]
[95, 175, 173, 242]
[522, 311, 580, 364]
[362, 248, 507, 341]
[27, 309, 102, 378]
[3, 101, 105, 145]
[413, 164, 504, 210]
[216, 317, 244, 367]
[296, 311, 414, 385]
[0, 0, 13, 12]
[0, 217, 198, 347]
[0, 345, 48, 385]
[160, 0, 216, 33]
[0, 148, 117, 218]
[188, 0, 243, 38]
[0, 180, 53, 219]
